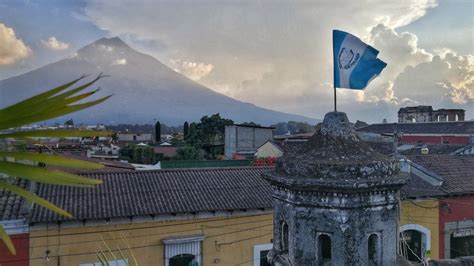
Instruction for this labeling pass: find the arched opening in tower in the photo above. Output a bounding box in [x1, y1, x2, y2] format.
[318, 234, 332, 265]
[368, 233, 380, 265]
[281, 222, 289, 252]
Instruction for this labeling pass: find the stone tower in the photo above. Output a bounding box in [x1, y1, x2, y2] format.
[264, 112, 407, 265]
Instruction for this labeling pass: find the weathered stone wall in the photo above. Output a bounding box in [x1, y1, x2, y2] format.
[271, 186, 400, 265]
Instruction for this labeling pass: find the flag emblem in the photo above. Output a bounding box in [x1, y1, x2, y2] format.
[333, 30, 387, 90]
[338, 48, 360, 70]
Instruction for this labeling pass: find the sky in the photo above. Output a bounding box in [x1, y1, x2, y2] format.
[0, 0, 472, 123]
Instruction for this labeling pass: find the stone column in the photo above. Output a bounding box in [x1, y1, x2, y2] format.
[264, 112, 407, 266]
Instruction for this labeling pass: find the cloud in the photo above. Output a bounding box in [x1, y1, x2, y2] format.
[171, 59, 214, 81]
[392, 53, 473, 106]
[82, 1, 474, 122]
[0, 23, 31, 65]
[111, 58, 127, 65]
[41, 37, 70, 51]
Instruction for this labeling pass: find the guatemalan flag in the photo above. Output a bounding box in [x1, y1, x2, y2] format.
[333, 30, 387, 90]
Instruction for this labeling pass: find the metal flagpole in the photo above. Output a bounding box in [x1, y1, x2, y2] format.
[334, 85, 337, 112]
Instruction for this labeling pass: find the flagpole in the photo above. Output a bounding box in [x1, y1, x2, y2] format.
[334, 85, 337, 112]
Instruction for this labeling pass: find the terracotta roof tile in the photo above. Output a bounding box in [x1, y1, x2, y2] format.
[29, 167, 274, 223]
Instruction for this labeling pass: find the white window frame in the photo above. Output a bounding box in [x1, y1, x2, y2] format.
[400, 224, 431, 258]
[253, 243, 273, 266]
[163, 235, 205, 266]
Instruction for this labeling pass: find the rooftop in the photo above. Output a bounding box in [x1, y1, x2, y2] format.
[408, 154, 474, 195]
[357, 121, 474, 135]
[29, 166, 273, 223]
[0, 179, 28, 221]
[273, 112, 401, 181]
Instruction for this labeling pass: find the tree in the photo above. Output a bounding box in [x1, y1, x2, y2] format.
[119, 145, 156, 164]
[0, 75, 111, 254]
[155, 121, 161, 142]
[185, 114, 233, 159]
[183, 121, 189, 139]
[174, 145, 202, 160]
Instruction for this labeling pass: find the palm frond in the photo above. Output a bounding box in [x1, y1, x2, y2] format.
[0, 130, 111, 139]
[0, 225, 16, 255]
[0, 74, 111, 130]
[0, 161, 102, 186]
[0, 181, 72, 218]
[0, 152, 104, 169]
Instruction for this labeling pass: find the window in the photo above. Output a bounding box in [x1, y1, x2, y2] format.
[368, 233, 380, 266]
[318, 234, 332, 266]
[80, 259, 127, 266]
[163, 235, 205, 266]
[400, 224, 431, 261]
[253, 244, 273, 266]
[281, 222, 289, 252]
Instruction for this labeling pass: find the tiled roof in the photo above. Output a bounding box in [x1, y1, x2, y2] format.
[401, 173, 445, 199]
[356, 121, 474, 135]
[365, 142, 469, 156]
[409, 155, 474, 195]
[0, 179, 28, 221]
[29, 167, 274, 223]
[399, 144, 467, 156]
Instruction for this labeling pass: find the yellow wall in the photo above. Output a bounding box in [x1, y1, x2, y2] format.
[400, 199, 440, 260]
[30, 214, 273, 266]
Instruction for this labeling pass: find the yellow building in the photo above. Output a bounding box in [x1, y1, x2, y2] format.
[29, 213, 273, 266]
[400, 199, 440, 261]
[24, 165, 446, 265]
[28, 167, 274, 266]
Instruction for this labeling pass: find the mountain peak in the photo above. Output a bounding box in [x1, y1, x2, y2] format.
[77, 37, 131, 56]
[94, 37, 128, 47]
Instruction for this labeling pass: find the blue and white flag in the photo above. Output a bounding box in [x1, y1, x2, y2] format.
[333, 30, 387, 90]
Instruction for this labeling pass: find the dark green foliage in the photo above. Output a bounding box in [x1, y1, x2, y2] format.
[185, 113, 233, 159]
[119, 145, 156, 164]
[174, 146, 202, 160]
[240, 122, 261, 127]
[271, 121, 316, 135]
[155, 121, 161, 141]
[183, 121, 189, 139]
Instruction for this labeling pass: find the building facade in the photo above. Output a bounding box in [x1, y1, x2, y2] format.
[224, 124, 274, 159]
[398, 106, 465, 123]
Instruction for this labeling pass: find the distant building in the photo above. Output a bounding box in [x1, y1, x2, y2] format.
[398, 106, 465, 123]
[357, 121, 474, 144]
[224, 124, 274, 159]
[255, 140, 284, 159]
[117, 133, 153, 143]
[87, 143, 121, 160]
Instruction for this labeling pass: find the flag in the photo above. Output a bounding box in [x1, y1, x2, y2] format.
[333, 30, 387, 90]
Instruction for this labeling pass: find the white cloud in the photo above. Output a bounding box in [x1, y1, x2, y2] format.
[41, 37, 70, 51]
[392, 53, 473, 105]
[171, 59, 214, 81]
[0, 23, 31, 65]
[111, 58, 127, 65]
[83, 0, 474, 122]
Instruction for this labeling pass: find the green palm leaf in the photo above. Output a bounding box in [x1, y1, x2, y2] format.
[0, 75, 111, 255]
[0, 181, 72, 218]
[0, 130, 111, 139]
[0, 161, 102, 186]
[0, 225, 16, 255]
[0, 152, 104, 169]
